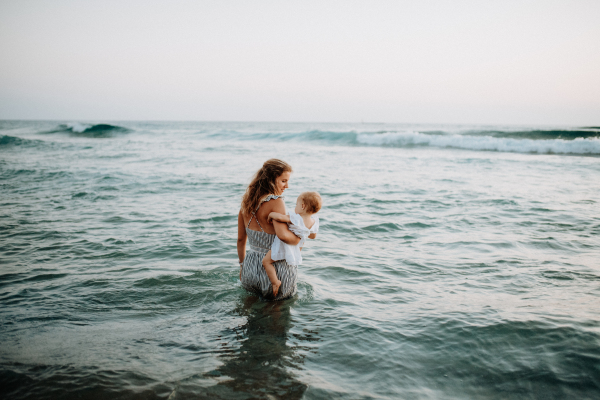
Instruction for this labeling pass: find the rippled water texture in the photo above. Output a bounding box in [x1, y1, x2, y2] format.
[1, 121, 599, 399]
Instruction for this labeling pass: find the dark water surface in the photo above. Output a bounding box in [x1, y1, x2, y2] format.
[1, 121, 599, 399]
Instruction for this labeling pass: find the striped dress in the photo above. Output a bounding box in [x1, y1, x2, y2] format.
[240, 195, 298, 300]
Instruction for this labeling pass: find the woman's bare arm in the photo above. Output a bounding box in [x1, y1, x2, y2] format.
[273, 221, 301, 245]
[237, 210, 247, 274]
[269, 199, 301, 245]
[268, 212, 290, 224]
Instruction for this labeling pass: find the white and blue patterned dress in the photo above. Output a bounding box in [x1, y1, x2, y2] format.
[240, 195, 298, 300]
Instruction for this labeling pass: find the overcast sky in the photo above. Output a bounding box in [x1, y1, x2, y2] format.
[1, 0, 599, 125]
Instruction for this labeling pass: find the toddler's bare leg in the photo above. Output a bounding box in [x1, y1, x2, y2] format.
[262, 250, 281, 297]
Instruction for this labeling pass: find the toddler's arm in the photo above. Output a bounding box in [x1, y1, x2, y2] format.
[268, 212, 290, 224]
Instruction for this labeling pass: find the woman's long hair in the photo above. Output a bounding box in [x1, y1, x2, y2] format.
[241, 159, 292, 216]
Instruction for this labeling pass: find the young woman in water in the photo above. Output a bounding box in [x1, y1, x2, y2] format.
[237, 159, 301, 300]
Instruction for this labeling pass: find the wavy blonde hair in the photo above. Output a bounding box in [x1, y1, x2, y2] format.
[241, 159, 293, 216]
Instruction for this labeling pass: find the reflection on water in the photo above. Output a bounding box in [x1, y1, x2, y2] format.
[202, 295, 312, 399]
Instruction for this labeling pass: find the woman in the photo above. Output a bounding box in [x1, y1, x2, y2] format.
[237, 159, 301, 300]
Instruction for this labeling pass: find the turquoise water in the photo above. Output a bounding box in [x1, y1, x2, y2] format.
[1, 121, 599, 399]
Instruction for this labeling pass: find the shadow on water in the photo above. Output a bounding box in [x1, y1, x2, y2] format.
[198, 295, 311, 400]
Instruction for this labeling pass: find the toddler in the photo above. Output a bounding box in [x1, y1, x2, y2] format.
[262, 191, 322, 297]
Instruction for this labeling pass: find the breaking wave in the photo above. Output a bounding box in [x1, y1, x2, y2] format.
[48, 123, 131, 137]
[0, 135, 41, 147]
[4, 121, 600, 155]
[356, 131, 600, 155]
[462, 128, 600, 140]
[213, 127, 600, 155]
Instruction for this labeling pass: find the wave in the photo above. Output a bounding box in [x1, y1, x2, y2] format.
[0, 135, 26, 146]
[47, 123, 131, 137]
[0, 135, 42, 147]
[217, 127, 600, 155]
[200, 125, 600, 155]
[9, 121, 598, 154]
[205, 128, 359, 145]
[356, 131, 600, 155]
[463, 128, 600, 140]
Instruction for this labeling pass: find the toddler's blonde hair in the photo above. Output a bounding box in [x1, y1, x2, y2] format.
[299, 192, 322, 214]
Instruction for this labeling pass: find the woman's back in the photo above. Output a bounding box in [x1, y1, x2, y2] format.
[243, 196, 285, 235]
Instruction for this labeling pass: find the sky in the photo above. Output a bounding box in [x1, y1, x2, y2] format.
[0, 0, 599, 125]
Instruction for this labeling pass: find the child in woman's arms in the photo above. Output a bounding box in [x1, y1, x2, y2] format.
[262, 191, 322, 297]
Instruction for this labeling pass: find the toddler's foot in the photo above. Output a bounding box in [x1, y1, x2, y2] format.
[272, 280, 282, 297]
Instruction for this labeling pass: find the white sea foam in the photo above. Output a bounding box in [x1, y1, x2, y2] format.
[356, 131, 600, 155]
[66, 122, 92, 133]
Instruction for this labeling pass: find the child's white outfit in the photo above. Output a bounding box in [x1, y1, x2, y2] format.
[270, 211, 319, 265]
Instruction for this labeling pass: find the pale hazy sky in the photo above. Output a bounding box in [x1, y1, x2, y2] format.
[1, 0, 599, 125]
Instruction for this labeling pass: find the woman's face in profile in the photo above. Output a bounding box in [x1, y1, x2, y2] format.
[275, 171, 291, 195]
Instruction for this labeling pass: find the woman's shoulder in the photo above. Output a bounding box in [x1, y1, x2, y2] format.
[262, 194, 284, 203]
[260, 195, 285, 212]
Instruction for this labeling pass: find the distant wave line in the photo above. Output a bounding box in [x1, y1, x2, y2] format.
[356, 131, 600, 155]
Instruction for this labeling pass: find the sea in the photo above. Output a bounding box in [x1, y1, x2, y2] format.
[1, 120, 599, 399]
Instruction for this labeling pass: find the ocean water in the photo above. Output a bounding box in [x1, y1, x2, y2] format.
[1, 120, 599, 399]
